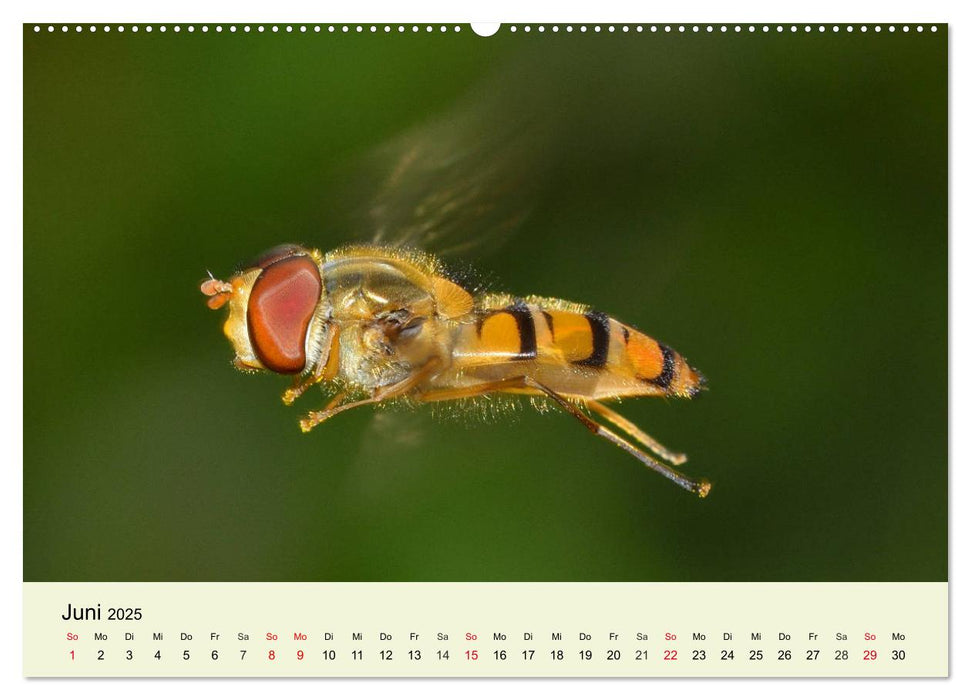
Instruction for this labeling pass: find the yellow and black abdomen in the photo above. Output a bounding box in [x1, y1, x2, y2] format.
[447, 296, 705, 401]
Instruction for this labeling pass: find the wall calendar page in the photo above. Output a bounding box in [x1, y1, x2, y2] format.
[22, 18, 948, 681]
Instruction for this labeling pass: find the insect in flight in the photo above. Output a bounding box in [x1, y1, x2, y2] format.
[200, 60, 711, 497]
[201, 243, 710, 497]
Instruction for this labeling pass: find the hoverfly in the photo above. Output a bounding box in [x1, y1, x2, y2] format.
[200, 63, 711, 497]
[202, 243, 709, 496]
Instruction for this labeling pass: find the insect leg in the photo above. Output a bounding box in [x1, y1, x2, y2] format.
[415, 377, 710, 497]
[299, 358, 443, 433]
[520, 378, 710, 498]
[282, 327, 342, 406]
[584, 399, 688, 465]
[283, 375, 318, 406]
[299, 394, 384, 432]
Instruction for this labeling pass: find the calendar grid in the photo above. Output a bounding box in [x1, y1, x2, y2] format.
[24, 582, 947, 677]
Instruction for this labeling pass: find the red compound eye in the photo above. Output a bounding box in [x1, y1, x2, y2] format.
[247, 255, 322, 374]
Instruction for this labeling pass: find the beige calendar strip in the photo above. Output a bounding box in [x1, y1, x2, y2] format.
[24, 582, 947, 677]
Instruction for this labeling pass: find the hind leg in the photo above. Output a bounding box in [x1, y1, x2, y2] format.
[585, 399, 688, 465]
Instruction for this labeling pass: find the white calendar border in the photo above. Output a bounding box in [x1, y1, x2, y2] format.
[5, 0, 963, 697]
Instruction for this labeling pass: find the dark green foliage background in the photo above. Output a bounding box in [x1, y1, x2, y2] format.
[24, 25, 946, 581]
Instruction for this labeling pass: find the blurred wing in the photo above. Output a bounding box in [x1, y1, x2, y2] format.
[341, 410, 435, 502]
[325, 40, 712, 261]
[334, 65, 559, 259]
[360, 113, 536, 257]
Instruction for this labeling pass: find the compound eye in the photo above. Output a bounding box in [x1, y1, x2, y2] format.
[247, 255, 322, 374]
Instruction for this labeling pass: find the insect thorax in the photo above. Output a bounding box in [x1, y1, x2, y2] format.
[336, 323, 413, 390]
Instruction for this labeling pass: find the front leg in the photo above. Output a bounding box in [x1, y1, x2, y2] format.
[282, 375, 317, 407]
[299, 357, 442, 432]
[281, 327, 341, 406]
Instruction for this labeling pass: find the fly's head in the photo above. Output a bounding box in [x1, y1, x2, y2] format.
[201, 244, 329, 375]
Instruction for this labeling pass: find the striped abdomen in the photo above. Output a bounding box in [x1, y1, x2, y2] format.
[447, 297, 705, 401]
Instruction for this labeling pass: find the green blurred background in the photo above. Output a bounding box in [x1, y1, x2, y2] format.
[24, 25, 946, 582]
